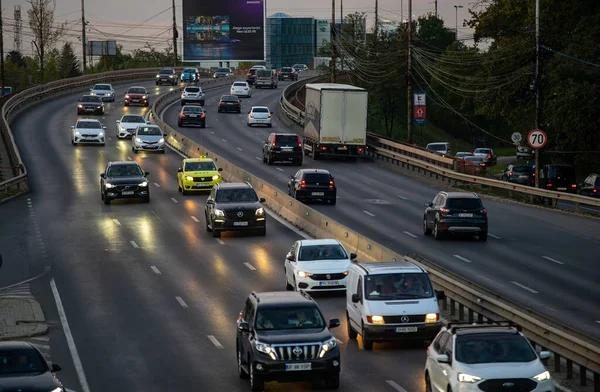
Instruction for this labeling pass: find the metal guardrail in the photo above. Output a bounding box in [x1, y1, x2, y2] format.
[279, 77, 600, 212]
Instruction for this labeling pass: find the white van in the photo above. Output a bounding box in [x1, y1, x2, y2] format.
[426, 142, 452, 156]
[346, 261, 445, 349]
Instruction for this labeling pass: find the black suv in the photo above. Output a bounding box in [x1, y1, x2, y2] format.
[288, 169, 336, 205]
[540, 163, 577, 193]
[178, 105, 206, 128]
[278, 67, 298, 81]
[77, 95, 104, 115]
[156, 68, 177, 85]
[236, 291, 341, 391]
[218, 95, 241, 113]
[100, 161, 150, 205]
[423, 191, 487, 241]
[204, 182, 266, 237]
[263, 133, 303, 165]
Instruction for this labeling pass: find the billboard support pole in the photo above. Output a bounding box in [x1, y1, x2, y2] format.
[172, 0, 178, 67]
[330, 0, 336, 83]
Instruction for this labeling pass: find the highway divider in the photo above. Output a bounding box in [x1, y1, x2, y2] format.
[150, 89, 600, 389]
[279, 77, 600, 213]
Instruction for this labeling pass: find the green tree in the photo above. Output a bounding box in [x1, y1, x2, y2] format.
[6, 51, 26, 68]
[58, 42, 82, 78]
[27, 0, 66, 81]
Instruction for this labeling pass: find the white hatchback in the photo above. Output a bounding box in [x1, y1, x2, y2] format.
[247, 106, 272, 127]
[231, 81, 252, 97]
[71, 119, 106, 145]
[284, 239, 356, 292]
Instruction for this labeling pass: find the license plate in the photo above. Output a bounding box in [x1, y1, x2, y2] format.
[122, 191, 134, 195]
[86, 108, 94, 111]
[226, 103, 234, 105]
[312, 192, 324, 196]
[132, 99, 139, 102]
[145, 146, 157, 149]
[557, 187, 567, 190]
[282, 147, 292, 151]
[196, 184, 209, 187]
[286, 363, 311, 371]
[395, 327, 418, 333]
[233, 221, 248, 226]
[458, 213, 473, 217]
[318, 280, 340, 286]
[189, 114, 198, 117]
[338, 146, 348, 150]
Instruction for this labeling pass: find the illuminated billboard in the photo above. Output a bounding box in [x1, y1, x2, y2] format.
[182, 0, 265, 62]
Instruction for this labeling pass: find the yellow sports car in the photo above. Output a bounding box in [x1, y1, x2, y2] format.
[177, 157, 223, 194]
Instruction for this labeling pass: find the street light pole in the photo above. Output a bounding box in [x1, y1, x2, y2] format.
[81, 0, 87, 74]
[534, 0, 541, 187]
[454, 5, 463, 40]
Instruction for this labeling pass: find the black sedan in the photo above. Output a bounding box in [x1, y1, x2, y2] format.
[217, 95, 241, 113]
[178, 105, 206, 128]
[100, 161, 150, 204]
[288, 169, 337, 204]
[0, 341, 64, 391]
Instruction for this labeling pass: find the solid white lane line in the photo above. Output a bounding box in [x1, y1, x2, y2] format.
[166, 143, 187, 158]
[153, 182, 161, 187]
[216, 238, 225, 245]
[151, 266, 161, 274]
[386, 380, 408, 392]
[488, 233, 501, 239]
[207, 335, 224, 349]
[453, 255, 472, 263]
[596, 321, 600, 325]
[190, 216, 200, 223]
[542, 256, 564, 265]
[112, 219, 121, 226]
[221, 138, 227, 142]
[244, 262, 256, 270]
[130, 240, 139, 248]
[396, 195, 408, 200]
[255, 156, 262, 160]
[50, 278, 91, 392]
[511, 281, 538, 294]
[170, 197, 179, 203]
[107, 137, 112, 140]
[362, 210, 375, 217]
[210, 131, 215, 134]
[237, 147, 243, 151]
[265, 209, 312, 240]
[276, 167, 284, 172]
[403, 231, 418, 238]
[175, 296, 189, 308]
[29, 336, 50, 342]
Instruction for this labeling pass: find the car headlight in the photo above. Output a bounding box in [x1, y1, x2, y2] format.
[185, 176, 194, 181]
[50, 387, 63, 392]
[105, 183, 115, 189]
[425, 313, 439, 323]
[139, 181, 148, 187]
[297, 270, 312, 278]
[74, 131, 80, 136]
[158, 138, 164, 143]
[368, 315, 384, 324]
[343, 270, 349, 275]
[142, 95, 148, 99]
[77, 104, 83, 108]
[214, 209, 225, 217]
[318, 337, 337, 358]
[156, 74, 160, 78]
[533, 371, 551, 382]
[98, 131, 104, 137]
[125, 95, 130, 99]
[458, 373, 482, 383]
[90, 92, 95, 95]
[212, 175, 220, 181]
[255, 341, 277, 360]
[255, 207, 264, 216]
[119, 125, 126, 131]
[135, 137, 142, 143]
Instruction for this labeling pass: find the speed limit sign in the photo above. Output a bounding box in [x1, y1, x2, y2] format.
[528, 129, 547, 149]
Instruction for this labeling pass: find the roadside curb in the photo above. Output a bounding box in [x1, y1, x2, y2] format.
[0, 296, 48, 341]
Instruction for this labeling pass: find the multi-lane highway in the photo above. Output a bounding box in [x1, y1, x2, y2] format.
[160, 77, 600, 339]
[2, 79, 429, 391]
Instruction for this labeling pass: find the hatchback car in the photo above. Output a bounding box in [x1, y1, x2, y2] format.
[100, 161, 150, 204]
[247, 106, 272, 127]
[292, 64, 308, 72]
[454, 152, 474, 160]
[71, 119, 106, 145]
[462, 156, 487, 174]
[217, 95, 241, 113]
[178, 105, 206, 128]
[177, 157, 222, 194]
[288, 169, 337, 205]
[77, 95, 104, 115]
[213, 67, 232, 78]
[132, 125, 165, 154]
[180, 67, 199, 82]
[180, 86, 205, 106]
[0, 342, 65, 391]
[124, 86, 149, 107]
[89, 83, 115, 101]
[423, 191, 488, 241]
[231, 81, 252, 97]
[473, 147, 497, 166]
[579, 173, 600, 198]
[278, 67, 298, 81]
[116, 114, 147, 139]
[263, 133, 302, 165]
[502, 164, 534, 185]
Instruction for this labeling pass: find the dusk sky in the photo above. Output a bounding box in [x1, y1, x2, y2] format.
[2, 0, 479, 57]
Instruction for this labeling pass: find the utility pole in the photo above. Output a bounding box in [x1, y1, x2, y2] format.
[434, 0, 438, 18]
[374, 0, 378, 39]
[330, 0, 336, 83]
[172, 0, 178, 67]
[454, 5, 463, 40]
[407, 0, 412, 144]
[340, 0, 343, 34]
[81, 0, 87, 74]
[534, 0, 541, 187]
[1, 0, 5, 97]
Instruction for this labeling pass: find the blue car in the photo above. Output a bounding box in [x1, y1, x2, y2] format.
[181, 68, 199, 82]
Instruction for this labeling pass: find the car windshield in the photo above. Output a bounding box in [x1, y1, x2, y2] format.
[121, 115, 145, 123]
[185, 87, 200, 93]
[304, 173, 331, 183]
[293, 64, 303, 68]
[548, 165, 575, 179]
[511, 166, 532, 173]
[233, 82, 247, 86]
[221, 95, 239, 101]
[428, 144, 446, 151]
[76, 121, 101, 129]
[252, 107, 269, 113]
[298, 244, 348, 261]
[185, 161, 216, 171]
[275, 135, 298, 146]
[475, 149, 491, 154]
[257, 70, 272, 77]
[446, 197, 483, 209]
[248, 69, 256, 75]
[464, 156, 482, 162]
[215, 188, 258, 202]
[255, 306, 326, 330]
[183, 106, 202, 113]
[137, 126, 162, 136]
[217, 68, 230, 72]
[107, 165, 144, 177]
[455, 334, 537, 364]
[159, 70, 172, 74]
[128, 88, 145, 94]
[183, 68, 196, 73]
[365, 273, 434, 299]
[93, 85, 110, 90]
[81, 96, 101, 102]
[456, 152, 472, 158]
[281, 67, 292, 72]
[0, 348, 47, 375]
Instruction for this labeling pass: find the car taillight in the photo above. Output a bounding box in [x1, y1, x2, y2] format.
[480, 162, 485, 166]
[440, 208, 450, 215]
[509, 172, 514, 176]
[219, 101, 223, 105]
[594, 189, 598, 193]
[297, 137, 302, 147]
[247, 72, 251, 76]
[300, 180, 306, 188]
[180, 113, 185, 117]
[201, 113, 205, 118]
[546, 183, 553, 187]
[571, 184, 577, 188]
[480, 208, 487, 216]
[250, 113, 254, 118]
[272, 134, 277, 146]
[244, 88, 248, 90]
[329, 180, 335, 188]
[237, 311, 243, 322]
[487, 154, 491, 158]
[268, 113, 271, 118]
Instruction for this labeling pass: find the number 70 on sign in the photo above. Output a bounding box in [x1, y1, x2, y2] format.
[527, 129, 547, 149]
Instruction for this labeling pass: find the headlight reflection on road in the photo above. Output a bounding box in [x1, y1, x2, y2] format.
[249, 246, 273, 275]
[70, 148, 86, 196]
[134, 216, 154, 248]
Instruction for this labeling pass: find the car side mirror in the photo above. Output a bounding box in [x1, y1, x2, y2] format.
[147, 121, 151, 124]
[177, 168, 183, 173]
[51, 363, 62, 372]
[218, 168, 223, 172]
[351, 293, 360, 303]
[163, 133, 168, 137]
[238, 322, 250, 333]
[206, 199, 214, 205]
[328, 318, 340, 329]
[100, 173, 105, 178]
[102, 126, 107, 129]
[350, 253, 357, 260]
[116, 120, 120, 124]
[425, 202, 432, 207]
[286, 253, 294, 261]
[259, 197, 266, 203]
[539, 351, 551, 360]
[144, 172, 150, 176]
[436, 354, 450, 364]
[71, 126, 75, 129]
[435, 290, 446, 300]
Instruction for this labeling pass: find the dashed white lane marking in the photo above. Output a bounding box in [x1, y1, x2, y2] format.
[596, 321, 600, 325]
[151, 266, 162, 274]
[396, 195, 408, 200]
[107, 137, 112, 140]
[112, 219, 121, 226]
[130, 240, 139, 248]
[127, 156, 132, 160]
[453, 255, 472, 263]
[237, 147, 243, 151]
[216, 238, 225, 245]
[207, 335, 224, 349]
[50, 278, 91, 392]
[362, 210, 375, 217]
[153, 182, 161, 187]
[511, 281, 538, 294]
[386, 380, 408, 392]
[244, 262, 256, 270]
[276, 168, 284, 172]
[488, 233, 501, 239]
[221, 138, 227, 142]
[542, 256, 564, 265]
[255, 156, 262, 160]
[403, 231, 418, 238]
[170, 198, 179, 203]
[210, 131, 215, 134]
[175, 296, 189, 308]
[190, 216, 200, 223]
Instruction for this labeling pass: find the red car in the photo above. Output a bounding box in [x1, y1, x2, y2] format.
[124, 86, 149, 107]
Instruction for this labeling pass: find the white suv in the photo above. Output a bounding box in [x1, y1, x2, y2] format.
[425, 323, 554, 392]
[284, 239, 356, 292]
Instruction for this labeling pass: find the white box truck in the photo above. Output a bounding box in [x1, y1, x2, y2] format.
[302, 83, 368, 160]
